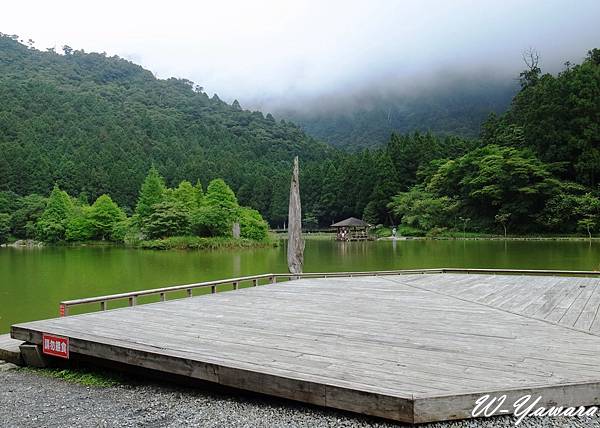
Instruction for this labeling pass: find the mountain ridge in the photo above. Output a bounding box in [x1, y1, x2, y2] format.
[0, 34, 331, 224]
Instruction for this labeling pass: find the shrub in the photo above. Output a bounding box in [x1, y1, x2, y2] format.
[239, 207, 268, 241]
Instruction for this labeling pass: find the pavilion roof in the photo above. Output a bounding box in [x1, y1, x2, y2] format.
[331, 217, 369, 227]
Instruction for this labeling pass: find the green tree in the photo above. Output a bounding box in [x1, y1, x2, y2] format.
[11, 194, 46, 238]
[202, 179, 239, 236]
[89, 194, 126, 240]
[171, 180, 202, 212]
[388, 188, 457, 231]
[193, 180, 204, 207]
[0, 213, 11, 244]
[574, 193, 600, 239]
[427, 145, 560, 231]
[578, 217, 595, 239]
[536, 182, 589, 232]
[36, 185, 74, 242]
[302, 211, 319, 229]
[0, 191, 18, 214]
[110, 217, 130, 242]
[144, 200, 191, 239]
[65, 206, 94, 241]
[495, 212, 511, 238]
[190, 206, 218, 237]
[135, 166, 166, 224]
[319, 162, 342, 224]
[363, 152, 399, 225]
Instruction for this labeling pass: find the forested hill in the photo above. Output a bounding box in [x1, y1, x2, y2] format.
[279, 79, 517, 149]
[2, 33, 599, 235]
[0, 34, 331, 224]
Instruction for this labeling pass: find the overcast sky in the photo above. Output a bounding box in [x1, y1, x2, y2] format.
[2, 0, 599, 109]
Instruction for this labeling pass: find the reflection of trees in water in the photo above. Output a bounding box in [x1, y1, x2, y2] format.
[232, 253, 241, 277]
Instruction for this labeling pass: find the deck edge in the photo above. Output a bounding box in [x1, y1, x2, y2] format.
[413, 382, 600, 423]
[11, 325, 415, 423]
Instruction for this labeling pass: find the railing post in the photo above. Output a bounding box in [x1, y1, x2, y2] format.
[270, 276, 276, 284]
[187, 289, 193, 297]
[129, 296, 137, 306]
[211, 285, 217, 294]
[232, 281, 239, 290]
[252, 279, 258, 287]
[160, 293, 166, 302]
[100, 301, 107, 311]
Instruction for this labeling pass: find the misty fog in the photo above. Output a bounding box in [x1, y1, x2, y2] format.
[1, 0, 598, 117]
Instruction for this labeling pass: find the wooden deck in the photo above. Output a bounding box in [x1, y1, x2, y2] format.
[10, 273, 600, 424]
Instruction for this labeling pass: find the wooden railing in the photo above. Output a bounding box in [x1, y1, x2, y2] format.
[58, 267, 600, 316]
[59, 273, 275, 316]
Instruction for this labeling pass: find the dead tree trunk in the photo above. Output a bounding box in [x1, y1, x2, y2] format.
[287, 156, 304, 276]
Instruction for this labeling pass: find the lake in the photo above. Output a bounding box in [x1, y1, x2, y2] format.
[2, 239, 600, 333]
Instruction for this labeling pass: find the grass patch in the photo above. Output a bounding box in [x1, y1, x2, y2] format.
[136, 235, 278, 250]
[22, 366, 123, 387]
[397, 225, 427, 237]
[372, 226, 392, 238]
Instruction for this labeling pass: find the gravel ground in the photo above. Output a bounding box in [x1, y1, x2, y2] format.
[0, 363, 599, 428]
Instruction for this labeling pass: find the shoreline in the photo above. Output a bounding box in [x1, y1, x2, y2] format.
[1, 236, 279, 251]
[376, 235, 600, 241]
[5, 234, 600, 250]
[296, 233, 600, 242]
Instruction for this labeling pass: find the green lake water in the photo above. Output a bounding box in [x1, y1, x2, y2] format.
[2, 239, 600, 333]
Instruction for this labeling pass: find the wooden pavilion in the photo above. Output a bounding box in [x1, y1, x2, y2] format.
[331, 217, 372, 241]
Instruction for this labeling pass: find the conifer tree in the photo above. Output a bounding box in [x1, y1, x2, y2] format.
[135, 166, 166, 224]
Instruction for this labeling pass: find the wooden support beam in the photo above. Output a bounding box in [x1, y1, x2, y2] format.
[19, 343, 50, 368]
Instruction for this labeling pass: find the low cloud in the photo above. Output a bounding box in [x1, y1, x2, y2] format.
[1, 0, 598, 114]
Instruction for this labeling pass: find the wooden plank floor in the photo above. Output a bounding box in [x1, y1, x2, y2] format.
[11, 274, 600, 423]
[390, 273, 600, 334]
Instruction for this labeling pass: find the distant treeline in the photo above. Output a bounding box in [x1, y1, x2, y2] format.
[0, 167, 269, 245]
[0, 34, 599, 236]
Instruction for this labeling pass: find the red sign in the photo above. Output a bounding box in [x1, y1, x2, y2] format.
[42, 333, 69, 359]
